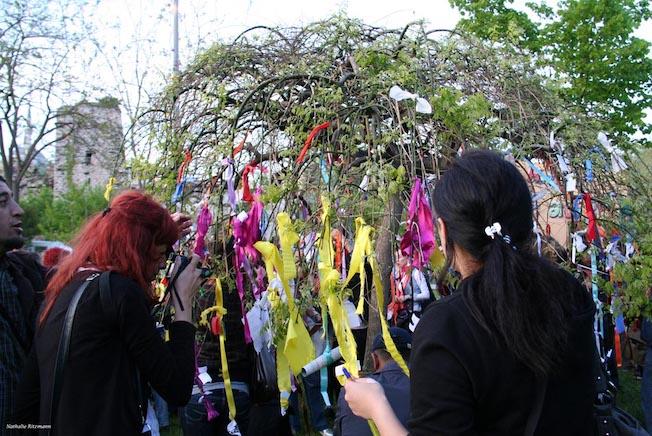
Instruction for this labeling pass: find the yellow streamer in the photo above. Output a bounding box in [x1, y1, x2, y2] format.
[213, 278, 237, 421]
[103, 176, 116, 202]
[343, 218, 373, 315]
[318, 197, 359, 380]
[267, 283, 291, 412]
[254, 215, 315, 376]
[318, 198, 379, 436]
[344, 217, 410, 376]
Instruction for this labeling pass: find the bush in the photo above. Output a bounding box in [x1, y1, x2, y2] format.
[21, 185, 107, 243]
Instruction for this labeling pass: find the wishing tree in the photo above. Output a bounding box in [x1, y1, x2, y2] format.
[122, 16, 647, 425]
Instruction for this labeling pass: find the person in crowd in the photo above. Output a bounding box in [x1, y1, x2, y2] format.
[0, 176, 46, 433]
[388, 251, 431, 330]
[344, 150, 596, 435]
[179, 238, 253, 436]
[41, 247, 71, 272]
[334, 327, 411, 436]
[12, 190, 202, 435]
[641, 291, 652, 431]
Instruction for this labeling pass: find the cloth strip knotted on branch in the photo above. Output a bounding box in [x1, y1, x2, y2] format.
[172, 150, 193, 204]
[400, 177, 435, 269]
[232, 200, 263, 343]
[597, 132, 628, 174]
[296, 121, 331, 164]
[193, 202, 213, 259]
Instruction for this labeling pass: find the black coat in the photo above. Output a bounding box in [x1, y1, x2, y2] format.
[408, 270, 596, 435]
[13, 272, 196, 435]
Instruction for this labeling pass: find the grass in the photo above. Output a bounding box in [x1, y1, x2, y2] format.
[617, 368, 645, 424]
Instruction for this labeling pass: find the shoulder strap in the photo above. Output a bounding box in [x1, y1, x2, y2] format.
[524, 377, 547, 436]
[99, 271, 115, 322]
[49, 273, 99, 433]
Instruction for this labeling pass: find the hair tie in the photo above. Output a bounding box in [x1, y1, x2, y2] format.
[484, 222, 502, 239]
[102, 207, 111, 217]
[485, 222, 517, 250]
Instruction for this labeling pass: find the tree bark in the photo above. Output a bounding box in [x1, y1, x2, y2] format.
[363, 189, 405, 371]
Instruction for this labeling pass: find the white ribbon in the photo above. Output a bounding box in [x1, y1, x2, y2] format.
[389, 85, 432, 114]
[598, 132, 627, 173]
[571, 232, 587, 264]
[484, 222, 502, 239]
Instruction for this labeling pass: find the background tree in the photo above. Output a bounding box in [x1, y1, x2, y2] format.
[141, 17, 634, 368]
[0, 0, 94, 199]
[450, 0, 652, 139]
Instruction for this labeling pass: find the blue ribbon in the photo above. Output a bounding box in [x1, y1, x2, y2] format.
[571, 194, 583, 222]
[320, 312, 331, 407]
[524, 159, 560, 193]
[590, 248, 604, 339]
[585, 160, 594, 182]
[172, 179, 185, 204]
[320, 158, 330, 185]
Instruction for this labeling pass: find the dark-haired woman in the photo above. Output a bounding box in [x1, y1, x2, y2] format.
[13, 191, 203, 435]
[345, 150, 595, 435]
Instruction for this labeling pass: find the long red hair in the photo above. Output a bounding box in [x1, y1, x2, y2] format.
[39, 190, 179, 325]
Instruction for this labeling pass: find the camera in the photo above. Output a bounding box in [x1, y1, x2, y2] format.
[170, 253, 212, 279]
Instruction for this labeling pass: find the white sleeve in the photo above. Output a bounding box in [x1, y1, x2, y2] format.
[411, 269, 431, 302]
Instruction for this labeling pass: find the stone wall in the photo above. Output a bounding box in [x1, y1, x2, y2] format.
[54, 99, 124, 196]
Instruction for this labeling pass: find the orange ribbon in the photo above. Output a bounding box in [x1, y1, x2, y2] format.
[177, 150, 193, 183]
[296, 121, 331, 164]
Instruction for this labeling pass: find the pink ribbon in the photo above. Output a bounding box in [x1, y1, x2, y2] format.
[232, 199, 263, 343]
[193, 204, 213, 259]
[400, 178, 435, 269]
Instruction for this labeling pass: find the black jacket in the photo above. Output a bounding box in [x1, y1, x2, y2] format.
[13, 272, 196, 435]
[335, 361, 410, 436]
[408, 270, 595, 435]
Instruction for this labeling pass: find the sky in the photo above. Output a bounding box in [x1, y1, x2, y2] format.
[82, 0, 651, 145]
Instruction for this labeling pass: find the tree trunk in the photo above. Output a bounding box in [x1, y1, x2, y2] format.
[363, 189, 405, 371]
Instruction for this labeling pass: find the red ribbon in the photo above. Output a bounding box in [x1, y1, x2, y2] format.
[584, 192, 598, 243]
[241, 162, 258, 203]
[177, 150, 193, 183]
[296, 121, 331, 164]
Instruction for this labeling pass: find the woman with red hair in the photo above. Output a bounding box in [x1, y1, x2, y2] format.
[13, 191, 202, 435]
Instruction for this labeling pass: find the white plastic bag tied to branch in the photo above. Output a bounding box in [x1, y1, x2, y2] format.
[389, 85, 432, 114]
[597, 132, 628, 173]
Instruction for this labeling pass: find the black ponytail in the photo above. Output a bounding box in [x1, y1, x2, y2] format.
[434, 150, 571, 376]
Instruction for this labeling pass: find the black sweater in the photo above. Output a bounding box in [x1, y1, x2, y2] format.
[13, 272, 196, 435]
[408, 270, 596, 435]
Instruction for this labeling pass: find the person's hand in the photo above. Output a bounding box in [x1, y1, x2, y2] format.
[171, 212, 192, 238]
[170, 254, 202, 321]
[400, 294, 412, 302]
[344, 377, 388, 420]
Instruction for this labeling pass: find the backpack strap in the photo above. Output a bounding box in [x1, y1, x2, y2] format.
[49, 273, 99, 434]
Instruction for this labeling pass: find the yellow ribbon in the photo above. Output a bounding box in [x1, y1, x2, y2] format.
[318, 197, 360, 380]
[343, 218, 373, 315]
[254, 214, 315, 375]
[103, 176, 116, 202]
[266, 283, 291, 412]
[344, 217, 410, 376]
[214, 278, 237, 421]
[318, 198, 379, 436]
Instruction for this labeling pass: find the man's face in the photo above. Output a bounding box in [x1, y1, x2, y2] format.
[0, 182, 25, 252]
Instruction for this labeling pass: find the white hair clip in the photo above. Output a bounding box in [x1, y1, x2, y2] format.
[484, 222, 502, 239]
